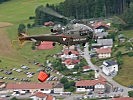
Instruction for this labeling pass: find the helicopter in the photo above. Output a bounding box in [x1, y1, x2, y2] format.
[18, 7, 94, 51]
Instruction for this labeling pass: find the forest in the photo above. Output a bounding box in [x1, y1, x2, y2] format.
[0, 0, 10, 3]
[35, 0, 133, 28]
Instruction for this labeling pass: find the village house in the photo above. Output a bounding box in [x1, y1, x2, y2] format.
[97, 39, 113, 48]
[102, 60, 118, 76]
[112, 97, 133, 100]
[96, 48, 112, 59]
[83, 66, 91, 72]
[91, 39, 113, 50]
[94, 32, 108, 39]
[92, 21, 110, 33]
[60, 49, 79, 60]
[30, 92, 55, 100]
[44, 21, 54, 26]
[5, 82, 53, 94]
[62, 58, 80, 69]
[118, 34, 126, 43]
[53, 83, 64, 94]
[75, 76, 107, 93]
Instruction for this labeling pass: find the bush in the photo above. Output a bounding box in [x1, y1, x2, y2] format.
[128, 52, 133, 57]
[128, 91, 133, 97]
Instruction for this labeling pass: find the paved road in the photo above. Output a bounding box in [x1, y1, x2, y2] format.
[82, 43, 133, 97]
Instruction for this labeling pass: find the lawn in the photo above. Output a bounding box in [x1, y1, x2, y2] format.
[114, 55, 133, 86]
[0, 0, 64, 23]
[0, 0, 64, 82]
[121, 29, 133, 38]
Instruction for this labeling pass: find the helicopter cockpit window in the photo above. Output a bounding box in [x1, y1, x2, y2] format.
[80, 31, 88, 36]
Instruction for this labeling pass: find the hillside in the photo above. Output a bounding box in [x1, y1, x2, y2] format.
[0, 0, 64, 82]
[0, 0, 64, 23]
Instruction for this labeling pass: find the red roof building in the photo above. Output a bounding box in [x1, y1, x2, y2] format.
[6, 82, 53, 94]
[31, 92, 55, 100]
[112, 97, 133, 100]
[64, 59, 80, 65]
[37, 41, 54, 50]
[75, 76, 107, 93]
[75, 76, 106, 87]
[64, 50, 79, 55]
[96, 48, 112, 59]
[6, 82, 53, 90]
[96, 48, 111, 54]
[93, 22, 110, 29]
[44, 21, 54, 26]
[83, 66, 91, 72]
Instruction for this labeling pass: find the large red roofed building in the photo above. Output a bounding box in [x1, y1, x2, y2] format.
[37, 41, 54, 50]
[96, 48, 112, 59]
[75, 76, 107, 93]
[112, 97, 133, 100]
[30, 92, 55, 100]
[6, 82, 53, 94]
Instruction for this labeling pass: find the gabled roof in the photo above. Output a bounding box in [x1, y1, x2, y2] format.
[64, 50, 79, 55]
[83, 66, 91, 70]
[96, 48, 111, 54]
[64, 59, 80, 65]
[33, 92, 47, 98]
[112, 97, 133, 100]
[37, 41, 54, 50]
[97, 39, 113, 46]
[32, 92, 54, 100]
[93, 22, 110, 29]
[75, 76, 106, 86]
[6, 82, 53, 90]
[104, 60, 117, 67]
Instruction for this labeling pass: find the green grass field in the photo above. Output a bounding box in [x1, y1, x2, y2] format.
[0, 0, 64, 23]
[114, 56, 133, 86]
[0, 0, 64, 82]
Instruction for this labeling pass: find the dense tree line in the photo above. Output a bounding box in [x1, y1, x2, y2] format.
[0, 0, 10, 3]
[35, 0, 132, 25]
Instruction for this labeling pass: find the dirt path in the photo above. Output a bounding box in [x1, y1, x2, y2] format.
[0, 22, 16, 57]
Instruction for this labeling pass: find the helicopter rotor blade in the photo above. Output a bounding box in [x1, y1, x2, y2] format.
[42, 7, 70, 20]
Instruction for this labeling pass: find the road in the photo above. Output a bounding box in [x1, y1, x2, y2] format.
[82, 43, 133, 97]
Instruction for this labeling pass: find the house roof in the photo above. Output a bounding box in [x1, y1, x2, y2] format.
[47, 95, 54, 100]
[112, 97, 133, 100]
[97, 39, 113, 46]
[83, 66, 91, 70]
[94, 32, 108, 38]
[104, 60, 117, 67]
[64, 59, 80, 65]
[93, 22, 110, 29]
[33, 92, 47, 98]
[64, 50, 79, 55]
[32, 92, 54, 100]
[96, 48, 111, 54]
[44, 21, 54, 26]
[75, 76, 106, 86]
[37, 41, 54, 50]
[6, 82, 53, 90]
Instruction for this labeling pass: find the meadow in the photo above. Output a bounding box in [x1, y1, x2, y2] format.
[114, 56, 133, 86]
[0, 0, 64, 82]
